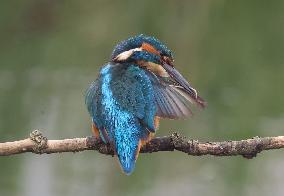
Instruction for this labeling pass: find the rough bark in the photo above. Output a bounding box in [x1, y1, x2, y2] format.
[0, 130, 283, 159]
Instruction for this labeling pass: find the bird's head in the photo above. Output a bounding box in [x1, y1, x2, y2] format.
[111, 34, 206, 108]
[111, 34, 173, 65]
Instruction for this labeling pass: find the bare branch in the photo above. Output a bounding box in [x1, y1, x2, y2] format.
[0, 130, 283, 158]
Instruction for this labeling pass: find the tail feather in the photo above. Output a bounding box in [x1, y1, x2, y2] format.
[114, 125, 154, 175]
[115, 136, 140, 175]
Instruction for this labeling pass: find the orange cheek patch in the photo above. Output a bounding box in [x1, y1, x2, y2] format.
[142, 42, 160, 56]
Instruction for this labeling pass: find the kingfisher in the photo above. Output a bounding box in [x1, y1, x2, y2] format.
[85, 34, 205, 175]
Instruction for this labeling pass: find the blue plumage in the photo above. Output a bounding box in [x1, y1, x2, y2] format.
[85, 35, 205, 175]
[86, 63, 156, 174]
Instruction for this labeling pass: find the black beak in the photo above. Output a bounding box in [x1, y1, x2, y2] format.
[163, 63, 197, 97]
[162, 63, 206, 108]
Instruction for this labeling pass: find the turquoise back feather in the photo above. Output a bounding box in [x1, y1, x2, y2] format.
[85, 63, 156, 174]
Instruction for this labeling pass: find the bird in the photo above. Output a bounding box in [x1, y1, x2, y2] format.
[85, 34, 206, 175]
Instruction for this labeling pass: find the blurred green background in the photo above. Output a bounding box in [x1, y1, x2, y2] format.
[0, 1, 284, 196]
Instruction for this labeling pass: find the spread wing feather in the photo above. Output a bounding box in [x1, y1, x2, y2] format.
[146, 72, 195, 119]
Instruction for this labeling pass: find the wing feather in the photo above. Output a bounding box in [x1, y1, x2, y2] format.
[146, 72, 196, 119]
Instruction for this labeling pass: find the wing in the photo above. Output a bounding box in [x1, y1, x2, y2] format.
[146, 71, 204, 119]
[85, 78, 105, 132]
[85, 79, 98, 118]
[111, 64, 157, 132]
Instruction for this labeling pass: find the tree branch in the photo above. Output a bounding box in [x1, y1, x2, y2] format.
[0, 130, 283, 158]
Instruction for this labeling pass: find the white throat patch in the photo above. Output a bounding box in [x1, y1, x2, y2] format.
[113, 47, 142, 61]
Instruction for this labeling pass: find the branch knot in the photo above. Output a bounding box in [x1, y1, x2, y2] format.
[242, 136, 262, 159]
[29, 130, 48, 154]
